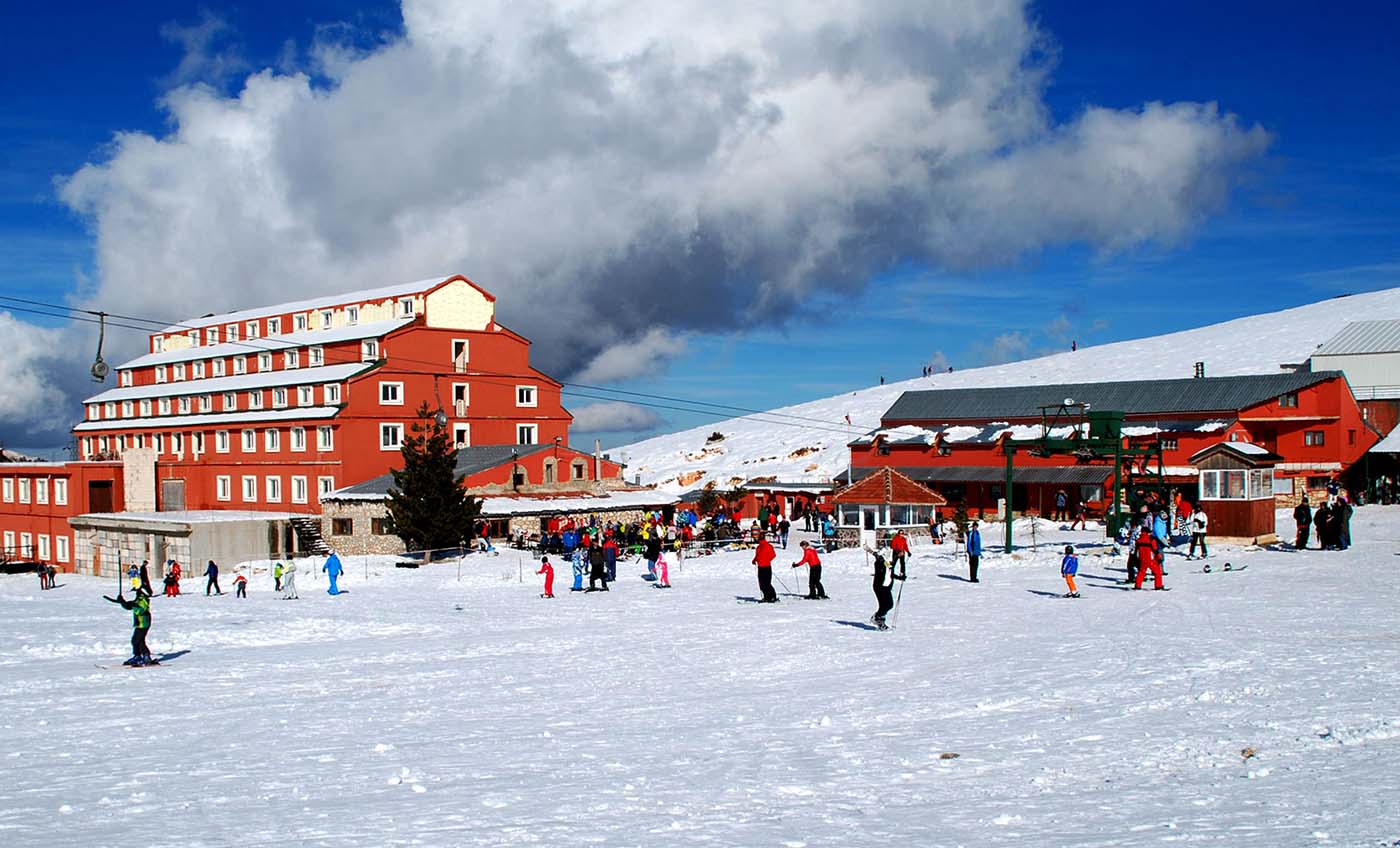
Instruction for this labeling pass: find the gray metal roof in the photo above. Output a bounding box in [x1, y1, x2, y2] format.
[330, 444, 552, 497]
[1313, 320, 1400, 356]
[840, 465, 1113, 485]
[882, 372, 1341, 423]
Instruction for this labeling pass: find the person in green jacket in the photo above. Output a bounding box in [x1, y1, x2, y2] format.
[104, 578, 155, 666]
[274, 562, 284, 592]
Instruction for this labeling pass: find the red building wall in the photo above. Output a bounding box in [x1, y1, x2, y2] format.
[0, 462, 123, 571]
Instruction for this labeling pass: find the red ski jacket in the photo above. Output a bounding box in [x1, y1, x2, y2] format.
[794, 548, 822, 568]
[752, 540, 776, 568]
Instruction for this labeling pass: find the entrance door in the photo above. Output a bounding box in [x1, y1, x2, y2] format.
[862, 507, 878, 531]
[88, 481, 114, 513]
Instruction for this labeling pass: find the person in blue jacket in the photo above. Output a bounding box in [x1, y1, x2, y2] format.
[1060, 544, 1080, 598]
[203, 560, 222, 595]
[323, 552, 344, 595]
[967, 521, 982, 583]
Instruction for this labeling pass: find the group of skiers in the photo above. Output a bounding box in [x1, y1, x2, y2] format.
[1293, 486, 1354, 550]
[750, 536, 828, 603]
[34, 562, 58, 590]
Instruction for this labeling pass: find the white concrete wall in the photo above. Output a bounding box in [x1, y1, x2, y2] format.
[1312, 352, 1400, 392]
[426, 279, 493, 330]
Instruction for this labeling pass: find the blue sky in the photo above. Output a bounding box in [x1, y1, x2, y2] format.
[2, 1, 1399, 454]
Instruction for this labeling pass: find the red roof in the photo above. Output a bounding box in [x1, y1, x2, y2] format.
[832, 467, 946, 505]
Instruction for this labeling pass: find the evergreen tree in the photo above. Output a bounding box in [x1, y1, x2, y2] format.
[953, 499, 971, 544]
[386, 403, 481, 551]
[695, 482, 720, 516]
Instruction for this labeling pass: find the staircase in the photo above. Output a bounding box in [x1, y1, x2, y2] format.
[289, 516, 331, 555]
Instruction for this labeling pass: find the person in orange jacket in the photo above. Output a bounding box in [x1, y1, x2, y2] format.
[792, 541, 828, 600]
[536, 556, 555, 598]
[890, 529, 911, 580]
[751, 536, 778, 602]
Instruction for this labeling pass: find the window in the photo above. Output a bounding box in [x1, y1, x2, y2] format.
[347, 306, 359, 324]
[399, 298, 415, 317]
[216, 430, 230, 453]
[379, 382, 403, 405]
[233, 356, 247, 375]
[98, 436, 108, 454]
[453, 423, 470, 448]
[248, 391, 264, 410]
[1279, 392, 1298, 408]
[81, 438, 91, 459]
[242, 475, 257, 502]
[1200, 469, 1249, 500]
[309, 346, 324, 366]
[516, 385, 537, 407]
[331, 518, 354, 536]
[265, 476, 282, 502]
[2, 531, 13, 555]
[178, 397, 191, 414]
[452, 339, 469, 372]
[361, 340, 379, 361]
[267, 317, 282, 335]
[122, 401, 134, 418]
[265, 429, 281, 452]
[216, 476, 231, 501]
[37, 534, 50, 560]
[320, 310, 333, 329]
[245, 320, 260, 339]
[543, 460, 556, 483]
[258, 352, 272, 372]
[516, 424, 538, 445]
[273, 388, 288, 408]
[18, 533, 31, 558]
[53, 479, 67, 505]
[88, 404, 98, 420]
[572, 461, 587, 481]
[291, 476, 308, 504]
[153, 337, 164, 353]
[1304, 430, 1326, 446]
[133, 434, 144, 449]
[193, 432, 204, 455]
[192, 361, 205, 379]
[116, 435, 126, 452]
[226, 324, 239, 342]
[171, 433, 183, 455]
[187, 330, 199, 347]
[325, 384, 341, 404]
[298, 386, 313, 406]
[55, 535, 69, 563]
[380, 423, 404, 450]
[372, 517, 394, 535]
[295, 314, 308, 332]
[155, 365, 167, 383]
[212, 359, 225, 377]
[173, 364, 185, 381]
[140, 399, 152, 417]
[318, 476, 336, 500]
[208, 327, 220, 345]
[290, 427, 306, 451]
[36, 479, 48, 504]
[242, 430, 257, 452]
[120, 370, 132, 387]
[104, 402, 116, 418]
[284, 350, 299, 369]
[153, 433, 163, 454]
[18, 478, 30, 503]
[1, 478, 11, 502]
[453, 383, 468, 415]
[317, 426, 334, 451]
[1159, 437, 1178, 452]
[200, 395, 213, 413]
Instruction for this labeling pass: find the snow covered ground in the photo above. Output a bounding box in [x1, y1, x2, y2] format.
[3, 509, 1400, 847]
[618, 286, 1400, 490]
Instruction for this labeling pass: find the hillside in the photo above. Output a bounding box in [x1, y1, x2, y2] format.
[618, 287, 1400, 490]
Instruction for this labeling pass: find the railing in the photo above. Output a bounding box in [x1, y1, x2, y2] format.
[1352, 385, 1400, 401]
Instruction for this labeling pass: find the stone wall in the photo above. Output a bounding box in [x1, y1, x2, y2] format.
[320, 499, 406, 555]
[73, 527, 192, 580]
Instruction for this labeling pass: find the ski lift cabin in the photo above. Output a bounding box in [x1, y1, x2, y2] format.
[1188, 441, 1283, 544]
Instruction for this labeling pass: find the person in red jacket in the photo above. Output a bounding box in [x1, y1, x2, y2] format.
[792, 541, 828, 599]
[1133, 528, 1166, 590]
[751, 537, 778, 602]
[536, 556, 555, 598]
[601, 534, 619, 582]
[890, 529, 911, 580]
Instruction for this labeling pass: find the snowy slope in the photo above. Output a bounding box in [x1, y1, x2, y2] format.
[618, 287, 1400, 490]
[4, 510, 1400, 846]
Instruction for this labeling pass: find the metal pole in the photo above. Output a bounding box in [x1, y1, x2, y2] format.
[1004, 448, 1015, 553]
[1111, 435, 1123, 538]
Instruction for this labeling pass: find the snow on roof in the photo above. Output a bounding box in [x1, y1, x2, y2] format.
[73, 406, 340, 433]
[122, 319, 412, 370]
[1313, 319, 1400, 356]
[477, 489, 678, 516]
[84, 363, 373, 405]
[160, 276, 453, 333]
[1224, 441, 1271, 455]
[1368, 428, 1400, 453]
[72, 510, 300, 525]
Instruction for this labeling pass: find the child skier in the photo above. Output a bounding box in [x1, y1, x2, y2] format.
[273, 562, 284, 592]
[536, 556, 555, 598]
[104, 577, 155, 666]
[1060, 545, 1080, 598]
[233, 570, 248, 598]
[570, 548, 585, 592]
[792, 541, 828, 599]
[655, 549, 672, 588]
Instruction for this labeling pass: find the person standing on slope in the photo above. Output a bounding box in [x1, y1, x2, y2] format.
[1294, 496, 1312, 550]
[1060, 545, 1080, 598]
[890, 529, 911, 580]
[274, 562, 284, 593]
[203, 560, 222, 595]
[1133, 527, 1165, 591]
[104, 577, 155, 666]
[1187, 509, 1209, 560]
[778, 516, 791, 550]
[967, 521, 982, 583]
[866, 542, 895, 629]
[752, 535, 779, 603]
[138, 560, 153, 596]
[233, 570, 248, 598]
[323, 553, 344, 595]
[587, 542, 609, 592]
[168, 560, 182, 596]
[602, 533, 619, 582]
[281, 561, 299, 599]
[537, 556, 555, 598]
[643, 532, 663, 581]
[793, 541, 828, 599]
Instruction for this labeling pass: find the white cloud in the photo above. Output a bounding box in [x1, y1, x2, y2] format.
[0, 314, 77, 444]
[575, 329, 688, 384]
[976, 331, 1032, 365]
[14, 0, 1271, 446]
[569, 401, 664, 433]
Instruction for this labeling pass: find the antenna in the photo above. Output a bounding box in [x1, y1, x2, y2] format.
[90, 312, 110, 382]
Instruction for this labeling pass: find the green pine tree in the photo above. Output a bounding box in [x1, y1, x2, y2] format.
[386, 402, 481, 552]
[953, 499, 970, 544]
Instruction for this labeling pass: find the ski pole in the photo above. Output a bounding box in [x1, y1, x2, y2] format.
[773, 571, 794, 596]
[890, 578, 906, 629]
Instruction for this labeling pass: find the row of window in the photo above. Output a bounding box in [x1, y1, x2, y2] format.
[139, 343, 369, 388]
[215, 474, 336, 505]
[330, 517, 395, 536]
[83, 425, 336, 460]
[1, 531, 69, 563]
[0, 477, 69, 506]
[90, 384, 342, 421]
[152, 298, 417, 353]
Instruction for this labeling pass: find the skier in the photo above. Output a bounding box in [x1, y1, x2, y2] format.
[274, 562, 284, 592]
[821, 514, 837, 552]
[204, 560, 222, 595]
[602, 533, 619, 582]
[792, 541, 828, 599]
[865, 541, 894, 629]
[537, 556, 555, 598]
[1133, 526, 1166, 590]
[1187, 509, 1208, 559]
[752, 535, 778, 602]
[104, 577, 155, 666]
[890, 529, 910, 580]
[778, 516, 791, 550]
[162, 570, 176, 598]
[655, 549, 672, 588]
[1053, 489, 1068, 522]
[1060, 544, 1080, 598]
[323, 553, 344, 595]
[1336, 496, 1353, 550]
[167, 560, 182, 596]
[138, 560, 153, 595]
[233, 570, 248, 598]
[967, 521, 982, 583]
[1071, 500, 1088, 531]
[1293, 496, 1312, 549]
[643, 533, 663, 580]
[36, 563, 48, 591]
[587, 542, 608, 591]
[281, 561, 299, 599]
[570, 548, 585, 592]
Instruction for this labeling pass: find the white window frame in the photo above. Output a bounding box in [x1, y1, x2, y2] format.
[178, 397, 191, 414]
[216, 475, 231, 501]
[516, 424, 538, 445]
[200, 395, 213, 413]
[317, 426, 334, 451]
[320, 310, 333, 329]
[267, 317, 282, 335]
[208, 327, 220, 345]
[37, 534, 50, 561]
[347, 306, 359, 325]
[297, 386, 314, 406]
[212, 359, 226, 377]
[258, 352, 272, 372]
[273, 387, 288, 408]
[309, 346, 324, 366]
[361, 340, 379, 361]
[153, 433, 164, 454]
[55, 535, 69, 563]
[241, 475, 257, 503]
[245, 320, 260, 340]
[453, 423, 470, 448]
[172, 363, 185, 382]
[152, 336, 164, 353]
[159, 398, 172, 415]
[19, 532, 31, 558]
[284, 350, 299, 370]
[451, 339, 469, 371]
[121, 401, 134, 418]
[515, 385, 538, 408]
[192, 361, 205, 379]
[223, 392, 237, 411]
[140, 399, 152, 417]
[291, 476, 308, 505]
[380, 423, 404, 451]
[265, 428, 281, 452]
[290, 427, 306, 452]
[120, 370, 132, 387]
[133, 434, 144, 450]
[2, 530, 13, 555]
[318, 476, 336, 500]
[1, 478, 11, 502]
[399, 298, 415, 317]
[18, 478, 30, 503]
[233, 356, 247, 375]
[193, 431, 205, 455]
[35, 478, 48, 505]
[216, 430, 230, 453]
[155, 365, 167, 383]
[248, 391, 264, 410]
[242, 429, 257, 453]
[295, 314, 308, 332]
[53, 479, 67, 505]
[171, 432, 183, 455]
[225, 324, 239, 342]
[104, 401, 116, 418]
[379, 381, 404, 405]
[265, 475, 282, 503]
[325, 384, 341, 404]
[187, 329, 200, 347]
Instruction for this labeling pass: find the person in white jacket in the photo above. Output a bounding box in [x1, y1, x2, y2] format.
[1187, 509, 1209, 559]
[280, 561, 299, 599]
[865, 543, 895, 630]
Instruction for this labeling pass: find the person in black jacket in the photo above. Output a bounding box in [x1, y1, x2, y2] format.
[1293, 497, 1312, 550]
[104, 581, 155, 666]
[1313, 502, 1332, 549]
[587, 543, 608, 591]
[865, 543, 895, 630]
[643, 533, 663, 580]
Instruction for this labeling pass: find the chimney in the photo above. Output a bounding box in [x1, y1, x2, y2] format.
[594, 438, 602, 481]
[1193, 361, 1205, 379]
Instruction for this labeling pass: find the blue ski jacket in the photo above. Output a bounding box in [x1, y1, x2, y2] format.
[1061, 554, 1079, 575]
[968, 529, 982, 556]
[323, 553, 343, 578]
